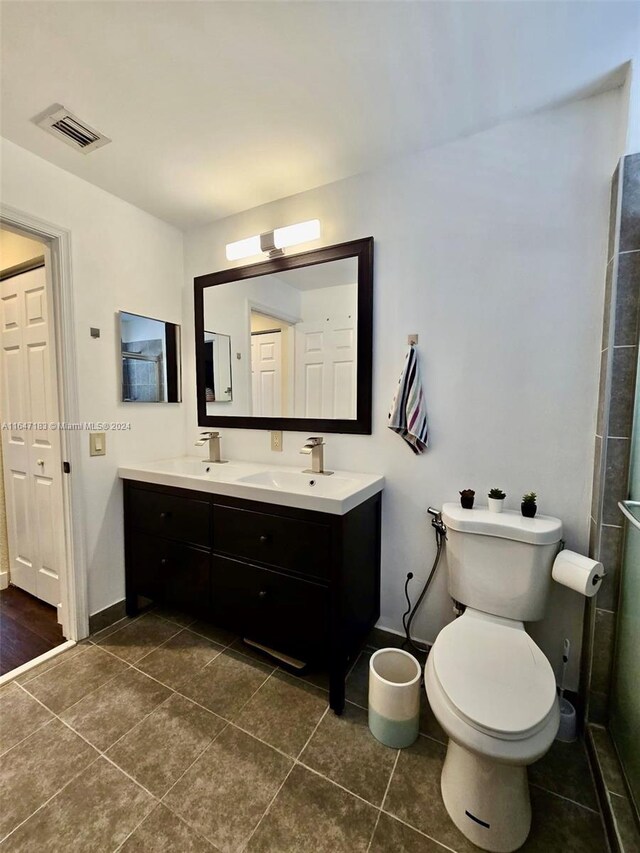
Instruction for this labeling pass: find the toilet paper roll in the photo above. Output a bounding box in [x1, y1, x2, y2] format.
[552, 550, 604, 597]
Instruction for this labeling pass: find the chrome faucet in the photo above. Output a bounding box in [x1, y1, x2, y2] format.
[195, 431, 227, 464]
[300, 437, 333, 475]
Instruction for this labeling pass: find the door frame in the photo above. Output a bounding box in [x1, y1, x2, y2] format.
[0, 204, 89, 642]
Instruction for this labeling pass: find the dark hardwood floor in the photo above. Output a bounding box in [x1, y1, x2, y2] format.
[0, 585, 65, 675]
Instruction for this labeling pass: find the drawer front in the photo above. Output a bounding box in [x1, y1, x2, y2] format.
[211, 555, 328, 659]
[213, 505, 330, 580]
[129, 486, 210, 547]
[130, 532, 210, 615]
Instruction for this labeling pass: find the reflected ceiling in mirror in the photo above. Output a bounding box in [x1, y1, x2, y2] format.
[194, 238, 373, 434]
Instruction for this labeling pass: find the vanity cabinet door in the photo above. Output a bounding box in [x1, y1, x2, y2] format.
[213, 505, 331, 580]
[130, 533, 210, 615]
[129, 486, 211, 548]
[211, 555, 329, 659]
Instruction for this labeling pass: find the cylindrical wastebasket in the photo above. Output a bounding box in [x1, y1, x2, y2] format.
[368, 648, 421, 748]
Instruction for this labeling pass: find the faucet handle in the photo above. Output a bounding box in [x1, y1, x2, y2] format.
[305, 436, 324, 446]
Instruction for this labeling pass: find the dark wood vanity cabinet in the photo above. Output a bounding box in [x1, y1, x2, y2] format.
[123, 480, 381, 713]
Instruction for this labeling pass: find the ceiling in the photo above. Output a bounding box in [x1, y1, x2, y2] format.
[1, 1, 638, 229]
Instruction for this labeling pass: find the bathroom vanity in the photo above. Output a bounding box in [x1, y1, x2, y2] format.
[120, 458, 383, 714]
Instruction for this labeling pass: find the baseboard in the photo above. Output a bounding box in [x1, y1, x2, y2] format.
[88, 599, 127, 635]
[0, 571, 8, 590]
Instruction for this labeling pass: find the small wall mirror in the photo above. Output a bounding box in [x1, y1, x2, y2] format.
[204, 331, 232, 402]
[195, 237, 373, 434]
[120, 311, 181, 403]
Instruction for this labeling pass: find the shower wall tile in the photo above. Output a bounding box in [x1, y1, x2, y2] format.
[586, 153, 639, 725]
[590, 608, 615, 697]
[596, 349, 608, 438]
[602, 438, 631, 525]
[620, 152, 640, 253]
[608, 346, 638, 437]
[601, 259, 614, 351]
[614, 251, 640, 346]
[591, 435, 603, 523]
[596, 525, 624, 612]
[608, 163, 620, 262]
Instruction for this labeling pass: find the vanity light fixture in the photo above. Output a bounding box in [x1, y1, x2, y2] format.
[225, 219, 321, 261]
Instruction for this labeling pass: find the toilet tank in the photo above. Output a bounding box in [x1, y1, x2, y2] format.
[441, 503, 563, 622]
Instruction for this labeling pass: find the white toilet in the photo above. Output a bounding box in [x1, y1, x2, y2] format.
[425, 503, 564, 853]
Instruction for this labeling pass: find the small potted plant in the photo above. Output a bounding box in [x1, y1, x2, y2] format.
[521, 491, 538, 518]
[460, 489, 475, 509]
[488, 488, 506, 513]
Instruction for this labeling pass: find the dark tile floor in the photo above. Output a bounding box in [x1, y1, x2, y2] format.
[0, 611, 609, 852]
[0, 586, 65, 674]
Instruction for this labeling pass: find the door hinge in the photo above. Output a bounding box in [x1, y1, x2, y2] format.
[63, 461, 71, 474]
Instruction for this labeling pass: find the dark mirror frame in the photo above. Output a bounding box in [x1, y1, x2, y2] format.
[195, 236, 373, 434]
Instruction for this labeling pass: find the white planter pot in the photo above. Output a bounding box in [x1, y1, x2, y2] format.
[487, 497, 505, 513]
[368, 648, 421, 748]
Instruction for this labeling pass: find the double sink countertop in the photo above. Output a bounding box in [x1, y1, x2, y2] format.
[118, 456, 384, 516]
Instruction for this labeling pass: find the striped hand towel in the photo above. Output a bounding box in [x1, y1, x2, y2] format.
[388, 346, 429, 454]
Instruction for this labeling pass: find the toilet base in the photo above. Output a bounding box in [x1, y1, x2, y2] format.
[441, 739, 531, 852]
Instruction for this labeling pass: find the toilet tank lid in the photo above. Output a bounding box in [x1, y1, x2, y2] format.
[441, 503, 562, 545]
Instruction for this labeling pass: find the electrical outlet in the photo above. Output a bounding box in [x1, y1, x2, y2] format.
[270, 430, 283, 452]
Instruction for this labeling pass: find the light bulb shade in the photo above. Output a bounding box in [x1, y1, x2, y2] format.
[225, 234, 261, 261]
[273, 219, 320, 250]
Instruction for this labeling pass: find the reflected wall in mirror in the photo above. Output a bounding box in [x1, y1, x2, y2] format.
[204, 331, 232, 402]
[195, 238, 373, 434]
[120, 311, 181, 403]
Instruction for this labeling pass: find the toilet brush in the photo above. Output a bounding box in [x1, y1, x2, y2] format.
[557, 638, 577, 742]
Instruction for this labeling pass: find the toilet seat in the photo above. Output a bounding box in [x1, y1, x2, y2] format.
[431, 609, 557, 740]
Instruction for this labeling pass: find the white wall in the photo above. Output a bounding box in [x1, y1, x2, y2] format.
[183, 90, 626, 688]
[0, 138, 185, 620]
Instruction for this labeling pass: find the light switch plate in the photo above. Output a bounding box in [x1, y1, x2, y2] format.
[89, 432, 106, 457]
[270, 430, 283, 452]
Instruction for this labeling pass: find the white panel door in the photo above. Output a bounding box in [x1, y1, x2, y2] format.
[251, 332, 282, 417]
[294, 317, 356, 418]
[0, 265, 65, 607]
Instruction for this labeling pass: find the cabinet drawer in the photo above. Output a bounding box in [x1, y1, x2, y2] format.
[213, 505, 330, 580]
[129, 486, 210, 547]
[130, 532, 210, 614]
[211, 555, 328, 659]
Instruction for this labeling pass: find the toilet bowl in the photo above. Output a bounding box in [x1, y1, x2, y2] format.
[425, 608, 559, 852]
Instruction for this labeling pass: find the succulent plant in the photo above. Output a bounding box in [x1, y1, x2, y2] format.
[488, 488, 506, 499]
[460, 489, 475, 498]
[522, 491, 537, 504]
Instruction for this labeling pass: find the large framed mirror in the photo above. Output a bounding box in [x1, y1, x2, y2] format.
[195, 237, 373, 433]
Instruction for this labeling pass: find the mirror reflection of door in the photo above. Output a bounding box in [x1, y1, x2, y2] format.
[204, 331, 232, 402]
[294, 316, 356, 419]
[251, 330, 282, 416]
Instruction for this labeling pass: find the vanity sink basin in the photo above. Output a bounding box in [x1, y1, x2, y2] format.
[237, 470, 359, 496]
[118, 457, 384, 515]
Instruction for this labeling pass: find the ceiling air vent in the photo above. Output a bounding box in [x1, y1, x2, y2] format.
[36, 105, 111, 154]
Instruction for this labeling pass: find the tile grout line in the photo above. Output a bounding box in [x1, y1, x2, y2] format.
[158, 719, 231, 807]
[365, 748, 401, 853]
[528, 782, 600, 815]
[17, 681, 162, 802]
[0, 754, 105, 847]
[239, 703, 332, 852]
[16, 640, 603, 851]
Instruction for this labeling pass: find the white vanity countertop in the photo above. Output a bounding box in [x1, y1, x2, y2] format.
[118, 456, 384, 516]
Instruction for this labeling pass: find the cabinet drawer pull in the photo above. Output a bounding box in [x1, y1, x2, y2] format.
[259, 534, 270, 544]
[258, 590, 268, 599]
[159, 511, 172, 520]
